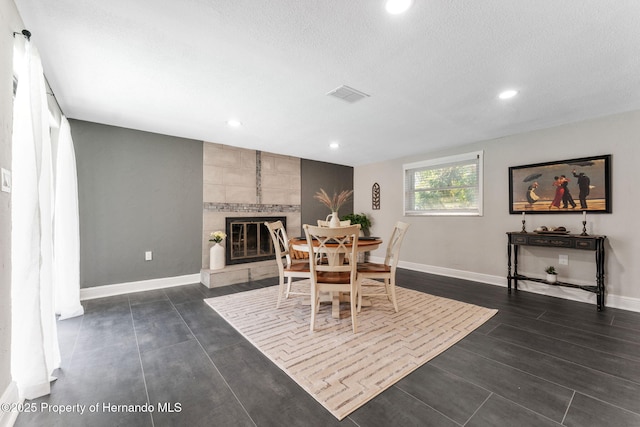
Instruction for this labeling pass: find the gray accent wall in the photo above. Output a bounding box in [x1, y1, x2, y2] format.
[300, 159, 353, 235]
[71, 120, 203, 288]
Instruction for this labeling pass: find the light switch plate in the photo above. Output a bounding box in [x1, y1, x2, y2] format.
[1, 168, 11, 193]
[559, 254, 568, 265]
[145, 251, 153, 261]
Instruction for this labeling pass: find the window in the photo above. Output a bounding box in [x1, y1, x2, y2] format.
[404, 151, 483, 216]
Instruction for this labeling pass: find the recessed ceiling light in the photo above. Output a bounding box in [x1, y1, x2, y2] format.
[498, 90, 518, 100]
[329, 142, 340, 150]
[226, 119, 242, 127]
[386, 0, 413, 14]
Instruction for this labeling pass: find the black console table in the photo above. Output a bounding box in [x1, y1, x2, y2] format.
[506, 232, 606, 311]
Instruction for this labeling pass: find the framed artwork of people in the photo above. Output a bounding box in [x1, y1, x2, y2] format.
[508, 155, 611, 214]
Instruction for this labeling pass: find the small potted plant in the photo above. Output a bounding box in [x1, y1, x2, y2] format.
[341, 213, 371, 236]
[545, 266, 557, 283]
[341, 213, 372, 262]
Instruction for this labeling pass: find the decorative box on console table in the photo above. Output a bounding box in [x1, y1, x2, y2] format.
[506, 232, 607, 311]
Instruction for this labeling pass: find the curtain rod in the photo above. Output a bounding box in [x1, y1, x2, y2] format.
[44, 76, 64, 115]
[13, 29, 31, 41]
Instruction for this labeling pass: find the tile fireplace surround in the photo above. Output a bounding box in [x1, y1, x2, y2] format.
[201, 143, 301, 288]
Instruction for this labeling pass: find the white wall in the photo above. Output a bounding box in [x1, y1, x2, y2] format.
[355, 110, 640, 311]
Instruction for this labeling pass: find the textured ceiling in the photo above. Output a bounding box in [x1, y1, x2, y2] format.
[13, 0, 640, 166]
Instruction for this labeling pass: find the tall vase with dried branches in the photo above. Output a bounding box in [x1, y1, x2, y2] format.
[314, 189, 353, 227]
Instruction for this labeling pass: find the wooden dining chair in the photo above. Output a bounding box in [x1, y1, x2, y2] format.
[317, 219, 351, 227]
[303, 224, 361, 333]
[314, 219, 351, 264]
[357, 221, 410, 313]
[317, 219, 353, 264]
[265, 221, 311, 308]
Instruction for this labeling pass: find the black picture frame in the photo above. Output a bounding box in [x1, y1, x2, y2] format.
[509, 155, 611, 214]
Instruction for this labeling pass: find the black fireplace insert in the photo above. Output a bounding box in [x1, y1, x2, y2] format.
[225, 216, 286, 265]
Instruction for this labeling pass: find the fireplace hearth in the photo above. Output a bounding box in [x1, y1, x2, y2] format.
[225, 216, 286, 265]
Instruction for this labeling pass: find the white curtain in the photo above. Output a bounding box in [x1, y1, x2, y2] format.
[11, 41, 60, 400]
[53, 116, 84, 320]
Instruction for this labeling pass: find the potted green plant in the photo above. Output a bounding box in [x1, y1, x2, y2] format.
[341, 213, 371, 236]
[545, 266, 557, 283]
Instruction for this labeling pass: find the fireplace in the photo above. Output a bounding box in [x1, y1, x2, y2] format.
[225, 216, 287, 265]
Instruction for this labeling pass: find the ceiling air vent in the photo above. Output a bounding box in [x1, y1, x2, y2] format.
[326, 85, 370, 103]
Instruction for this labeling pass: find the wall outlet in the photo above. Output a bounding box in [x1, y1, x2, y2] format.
[145, 251, 153, 261]
[559, 254, 568, 265]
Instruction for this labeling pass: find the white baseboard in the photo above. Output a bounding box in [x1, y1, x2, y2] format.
[397, 260, 505, 287]
[77, 263, 640, 313]
[80, 273, 201, 300]
[0, 381, 20, 427]
[605, 293, 640, 313]
[395, 260, 640, 313]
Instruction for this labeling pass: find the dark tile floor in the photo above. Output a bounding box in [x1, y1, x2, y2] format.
[15, 270, 640, 426]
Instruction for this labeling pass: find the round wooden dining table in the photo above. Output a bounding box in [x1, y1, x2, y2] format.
[290, 237, 382, 263]
[290, 236, 383, 318]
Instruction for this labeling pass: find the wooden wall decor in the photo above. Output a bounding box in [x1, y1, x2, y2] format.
[372, 182, 380, 210]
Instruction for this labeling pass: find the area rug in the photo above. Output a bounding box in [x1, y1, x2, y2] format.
[204, 280, 497, 420]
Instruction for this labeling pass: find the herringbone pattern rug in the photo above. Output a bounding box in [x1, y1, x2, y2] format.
[204, 280, 497, 420]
